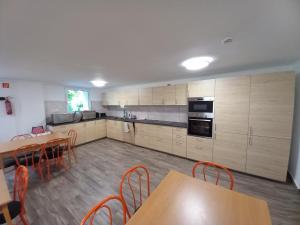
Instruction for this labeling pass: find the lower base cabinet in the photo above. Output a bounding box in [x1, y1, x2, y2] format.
[213, 133, 247, 172]
[172, 128, 187, 157]
[246, 135, 291, 182]
[187, 136, 213, 161]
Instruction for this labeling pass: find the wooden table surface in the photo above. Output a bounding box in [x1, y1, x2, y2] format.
[126, 170, 272, 225]
[0, 132, 71, 168]
[0, 169, 13, 225]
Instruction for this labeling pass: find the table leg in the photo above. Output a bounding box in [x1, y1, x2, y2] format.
[68, 138, 71, 166]
[1, 205, 13, 225]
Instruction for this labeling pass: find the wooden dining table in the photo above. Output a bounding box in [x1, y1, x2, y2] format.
[0, 132, 72, 169]
[0, 169, 13, 225]
[126, 170, 272, 225]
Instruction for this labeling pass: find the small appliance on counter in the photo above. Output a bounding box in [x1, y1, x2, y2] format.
[51, 113, 74, 125]
[81, 110, 97, 120]
[96, 112, 107, 118]
[187, 97, 214, 138]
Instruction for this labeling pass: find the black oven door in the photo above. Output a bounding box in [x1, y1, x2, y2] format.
[188, 100, 213, 113]
[188, 118, 213, 138]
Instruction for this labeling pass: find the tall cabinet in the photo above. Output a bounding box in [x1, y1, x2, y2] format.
[213, 76, 250, 171]
[246, 72, 295, 181]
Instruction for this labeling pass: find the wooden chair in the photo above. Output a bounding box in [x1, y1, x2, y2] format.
[119, 165, 150, 218]
[68, 129, 77, 162]
[0, 166, 29, 225]
[13, 144, 45, 180]
[192, 161, 235, 190]
[44, 138, 69, 179]
[80, 195, 127, 225]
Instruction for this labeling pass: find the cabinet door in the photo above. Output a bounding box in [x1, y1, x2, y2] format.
[139, 87, 152, 105]
[123, 122, 135, 144]
[187, 136, 213, 161]
[96, 120, 106, 139]
[175, 84, 187, 105]
[85, 121, 97, 142]
[172, 128, 187, 157]
[213, 133, 247, 171]
[74, 123, 87, 145]
[125, 89, 139, 106]
[246, 136, 291, 181]
[188, 79, 215, 97]
[153, 126, 173, 153]
[214, 76, 250, 135]
[163, 86, 176, 105]
[152, 87, 165, 105]
[249, 72, 295, 139]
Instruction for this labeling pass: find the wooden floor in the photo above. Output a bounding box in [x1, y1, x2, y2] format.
[5, 138, 300, 225]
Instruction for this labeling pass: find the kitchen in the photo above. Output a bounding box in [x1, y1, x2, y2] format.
[0, 1, 300, 225]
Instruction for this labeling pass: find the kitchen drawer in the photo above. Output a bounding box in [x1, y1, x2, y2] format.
[187, 136, 213, 161]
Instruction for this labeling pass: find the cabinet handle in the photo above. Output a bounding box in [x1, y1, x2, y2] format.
[249, 126, 253, 145]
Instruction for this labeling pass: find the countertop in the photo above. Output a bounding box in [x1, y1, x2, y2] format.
[47, 116, 187, 128]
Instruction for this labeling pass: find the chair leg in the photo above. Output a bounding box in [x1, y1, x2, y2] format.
[71, 147, 77, 162]
[19, 213, 29, 225]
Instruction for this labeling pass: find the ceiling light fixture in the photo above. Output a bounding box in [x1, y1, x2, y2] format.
[181, 56, 215, 71]
[90, 80, 107, 87]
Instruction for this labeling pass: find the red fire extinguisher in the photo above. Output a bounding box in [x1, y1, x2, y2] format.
[5, 97, 13, 115]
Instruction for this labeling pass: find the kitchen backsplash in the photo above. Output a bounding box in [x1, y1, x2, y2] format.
[104, 106, 187, 123]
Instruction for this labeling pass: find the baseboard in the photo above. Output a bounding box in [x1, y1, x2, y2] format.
[289, 172, 300, 190]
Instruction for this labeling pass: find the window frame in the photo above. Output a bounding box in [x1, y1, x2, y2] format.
[65, 87, 91, 112]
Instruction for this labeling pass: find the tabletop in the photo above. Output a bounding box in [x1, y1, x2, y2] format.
[0, 132, 70, 156]
[126, 170, 272, 225]
[0, 169, 11, 207]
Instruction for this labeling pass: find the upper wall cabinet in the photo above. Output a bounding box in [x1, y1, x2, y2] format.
[139, 87, 153, 105]
[163, 86, 176, 105]
[175, 84, 187, 105]
[188, 79, 215, 97]
[249, 71, 295, 139]
[214, 76, 250, 135]
[152, 86, 165, 105]
[124, 88, 139, 106]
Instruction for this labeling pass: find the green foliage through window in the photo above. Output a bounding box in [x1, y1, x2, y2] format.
[67, 89, 89, 112]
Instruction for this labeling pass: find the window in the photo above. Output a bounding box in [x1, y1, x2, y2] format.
[66, 89, 90, 112]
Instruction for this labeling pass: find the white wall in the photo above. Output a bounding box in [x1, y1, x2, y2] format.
[289, 62, 300, 188]
[0, 80, 45, 141]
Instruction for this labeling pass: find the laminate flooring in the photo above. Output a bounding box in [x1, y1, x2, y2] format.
[4, 138, 300, 225]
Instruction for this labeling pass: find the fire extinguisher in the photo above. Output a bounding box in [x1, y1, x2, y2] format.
[5, 97, 12, 115]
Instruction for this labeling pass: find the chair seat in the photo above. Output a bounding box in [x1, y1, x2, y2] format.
[3, 157, 16, 168]
[0, 201, 21, 224]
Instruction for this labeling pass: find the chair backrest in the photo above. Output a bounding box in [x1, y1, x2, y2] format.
[192, 161, 234, 190]
[45, 138, 69, 159]
[68, 129, 77, 147]
[119, 165, 150, 218]
[80, 195, 127, 225]
[13, 144, 43, 167]
[10, 134, 32, 141]
[32, 126, 45, 134]
[13, 166, 29, 214]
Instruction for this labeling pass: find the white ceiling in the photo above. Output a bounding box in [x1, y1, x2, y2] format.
[0, 0, 300, 88]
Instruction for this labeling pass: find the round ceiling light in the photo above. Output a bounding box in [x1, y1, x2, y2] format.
[90, 80, 107, 87]
[181, 56, 215, 71]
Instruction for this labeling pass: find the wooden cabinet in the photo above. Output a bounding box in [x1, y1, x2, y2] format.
[123, 89, 139, 106]
[139, 87, 152, 105]
[213, 133, 247, 172]
[175, 84, 187, 105]
[152, 87, 165, 105]
[187, 136, 213, 161]
[95, 120, 106, 139]
[163, 86, 176, 105]
[249, 72, 295, 139]
[72, 123, 87, 145]
[172, 128, 187, 157]
[106, 120, 124, 141]
[188, 79, 215, 97]
[246, 136, 291, 181]
[123, 122, 135, 144]
[214, 76, 250, 135]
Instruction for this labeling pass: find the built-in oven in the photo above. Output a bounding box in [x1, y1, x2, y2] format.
[188, 117, 213, 137]
[187, 97, 214, 138]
